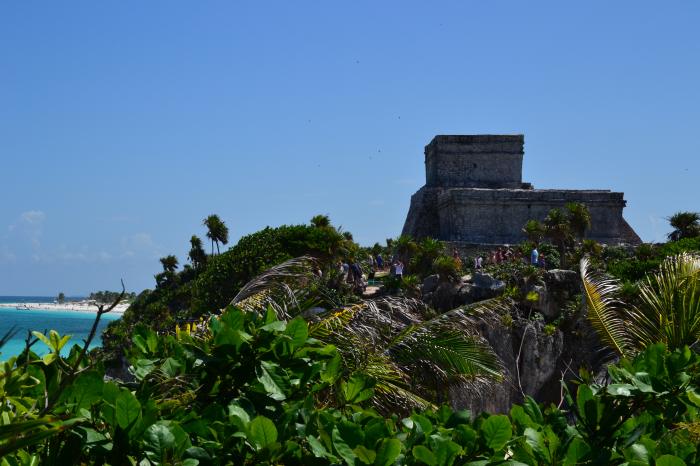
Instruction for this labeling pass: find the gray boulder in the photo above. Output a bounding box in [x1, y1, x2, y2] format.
[470, 273, 506, 300]
[422, 274, 440, 294]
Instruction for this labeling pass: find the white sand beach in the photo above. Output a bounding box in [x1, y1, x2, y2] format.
[0, 302, 129, 314]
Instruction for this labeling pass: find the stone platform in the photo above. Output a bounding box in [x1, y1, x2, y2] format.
[402, 135, 641, 245]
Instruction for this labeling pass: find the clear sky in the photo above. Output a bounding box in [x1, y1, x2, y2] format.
[1, 1, 698, 295]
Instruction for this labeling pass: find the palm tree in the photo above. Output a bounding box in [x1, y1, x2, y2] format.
[566, 202, 591, 243]
[667, 211, 700, 241]
[159, 255, 179, 273]
[581, 253, 700, 358]
[188, 235, 207, 269]
[203, 214, 230, 254]
[310, 214, 331, 228]
[522, 219, 545, 245]
[544, 209, 572, 268]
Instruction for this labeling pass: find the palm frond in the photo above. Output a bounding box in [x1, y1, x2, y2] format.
[629, 253, 700, 351]
[580, 257, 630, 358]
[231, 256, 321, 319]
[390, 328, 502, 380]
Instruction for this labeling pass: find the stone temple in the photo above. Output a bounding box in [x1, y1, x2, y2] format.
[402, 135, 641, 246]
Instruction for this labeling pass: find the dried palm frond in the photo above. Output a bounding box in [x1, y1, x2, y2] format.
[231, 256, 321, 319]
[228, 256, 505, 413]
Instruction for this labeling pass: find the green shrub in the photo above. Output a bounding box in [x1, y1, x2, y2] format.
[432, 255, 461, 281]
[3, 312, 700, 465]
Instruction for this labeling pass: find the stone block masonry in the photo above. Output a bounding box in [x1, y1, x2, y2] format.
[403, 135, 641, 245]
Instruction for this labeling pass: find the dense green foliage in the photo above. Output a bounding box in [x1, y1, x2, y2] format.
[2, 306, 700, 465]
[605, 237, 700, 283]
[101, 222, 348, 365]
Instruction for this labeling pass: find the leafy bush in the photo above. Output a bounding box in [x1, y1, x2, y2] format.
[605, 238, 700, 283]
[2, 309, 700, 464]
[432, 255, 461, 281]
[102, 223, 347, 365]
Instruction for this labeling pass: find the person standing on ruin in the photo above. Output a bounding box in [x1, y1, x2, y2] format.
[452, 249, 462, 270]
[538, 253, 546, 270]
[530, 246, 539, 267]
[376, 254, 384, 270]
[394, 260, 404, 279]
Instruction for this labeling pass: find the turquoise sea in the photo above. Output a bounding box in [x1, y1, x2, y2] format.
[0, 296, 121, 360]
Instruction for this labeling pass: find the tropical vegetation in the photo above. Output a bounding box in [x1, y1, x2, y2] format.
[4, 208, 700, 464]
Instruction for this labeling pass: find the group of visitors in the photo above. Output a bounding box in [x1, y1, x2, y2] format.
[471, 245, 547, 270]
[339, 252, 393, 293]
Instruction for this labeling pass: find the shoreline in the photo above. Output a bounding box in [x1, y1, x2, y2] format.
[0, 302, 129, 314]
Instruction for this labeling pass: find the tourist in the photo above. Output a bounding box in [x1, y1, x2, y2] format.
[394, 260, 404, 279]
[376, 254, 384, 270]
[350, 261, 363, 286]
[367, 254, 375, 272]
[530, 246, 539, 267]
[477, 255, 484, 270]
[452, 249, 462, 270]
[538, 253, 546, 270]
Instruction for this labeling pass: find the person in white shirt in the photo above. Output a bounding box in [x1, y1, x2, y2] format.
[394, 260, 404, 278]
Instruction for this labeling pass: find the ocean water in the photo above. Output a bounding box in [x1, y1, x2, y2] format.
[0, 296, 121, 360]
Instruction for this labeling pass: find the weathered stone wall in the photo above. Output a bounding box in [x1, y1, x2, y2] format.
[437, 189, 628, 244]
[402, 134, 642, 245]
[426, 135, 524, 189]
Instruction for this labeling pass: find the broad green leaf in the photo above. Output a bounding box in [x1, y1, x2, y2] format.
[412, 445, 437, 465]
[481, 415, 511, 451]
[607, 384, 635, 397]
[228, 403, 251, 430]
[430, 436, 461, 466]
[342, 373, 375, 404]
[132, 359, 156, 380]
[623, 443, 649, 464]
[564, 438, 591, 465]
[160, 358, 182, 378]
[687, 388, 700, 408]
[374, 438, 401, 466]
[58, 371, 104, 411]
[321, 352, 342, 383]
[523, 396, 544, 424]
[248, 416, 278, 450]
[41, 353, 56, 365]
[354, 445, 377, 464]
[337, 421, 364, 448]
[261, 321, 286, 332]
[308, 435, 329, 458]
[144, 423, 176, 463]
[115, 390, 141, 430]
[332, 426, 357, 465]
[257, 360, 289, 401]
[656, 456, 686, 466]
[411, 414, 433, 435]
[285, 317, 309, 349]
[510, 405, 534, 430]
[31, 331, 51, 349]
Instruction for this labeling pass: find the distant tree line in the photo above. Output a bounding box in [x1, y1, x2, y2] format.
[89, 290, 137, 303]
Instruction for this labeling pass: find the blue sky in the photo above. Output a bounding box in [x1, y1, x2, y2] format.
[1, 1, 698, 295]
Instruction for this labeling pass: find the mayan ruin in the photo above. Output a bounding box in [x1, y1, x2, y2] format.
[402, 135, 642, 246]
